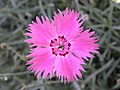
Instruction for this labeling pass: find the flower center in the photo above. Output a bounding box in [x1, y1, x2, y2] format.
[50, 36, 71, 56]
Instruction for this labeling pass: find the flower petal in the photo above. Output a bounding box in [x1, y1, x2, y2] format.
[25, 16, 57, 47]
[53, 54, 85, 83]
[70, 29, 99, 60]
[27, 52, 55, 79]
[53, 8, 83, 39]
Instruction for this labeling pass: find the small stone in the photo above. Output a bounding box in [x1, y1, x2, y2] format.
[0, 43, 8, 49]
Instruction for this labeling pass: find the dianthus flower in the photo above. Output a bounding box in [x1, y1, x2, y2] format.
[25, 8, 99, 83]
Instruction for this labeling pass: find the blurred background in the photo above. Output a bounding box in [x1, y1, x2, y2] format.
[0, 0, 120, 90]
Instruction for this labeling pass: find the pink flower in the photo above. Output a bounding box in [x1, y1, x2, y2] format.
[25, 8, 99, 83]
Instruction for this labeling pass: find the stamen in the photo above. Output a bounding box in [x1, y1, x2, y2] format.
[50, 36, 71, 56]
